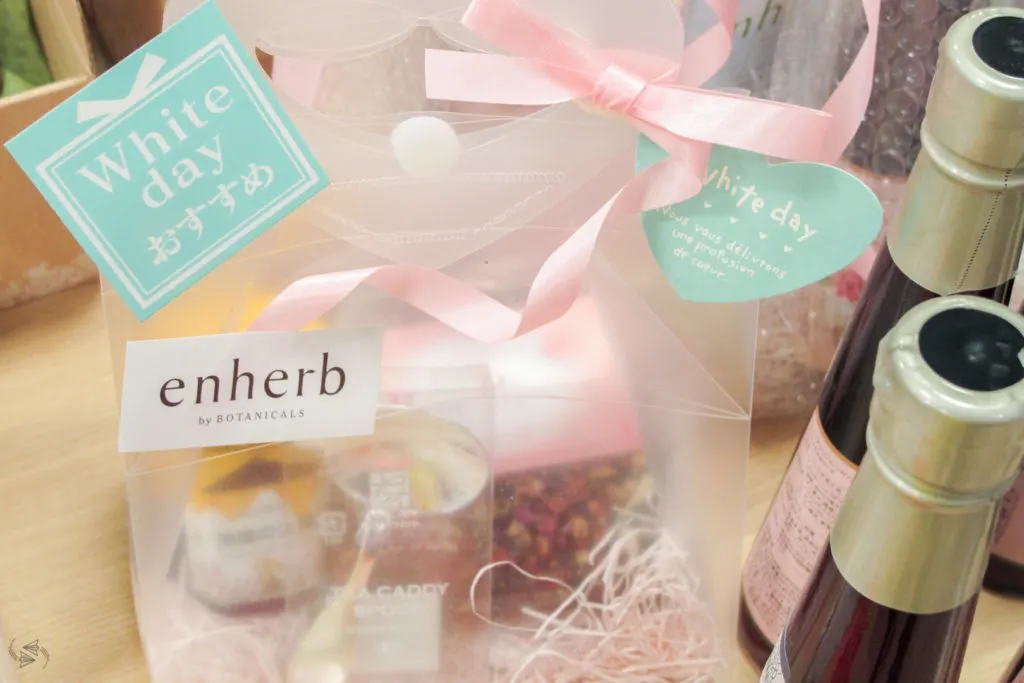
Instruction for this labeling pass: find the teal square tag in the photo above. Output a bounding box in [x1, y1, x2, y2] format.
[5, 1, 328, 320]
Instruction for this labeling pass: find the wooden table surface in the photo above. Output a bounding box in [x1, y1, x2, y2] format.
[0, 282, 1021, 683]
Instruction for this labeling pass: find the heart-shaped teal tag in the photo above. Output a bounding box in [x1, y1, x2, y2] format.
[637, 136, 883, 303]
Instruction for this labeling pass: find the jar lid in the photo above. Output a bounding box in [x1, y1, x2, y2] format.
[328, 407, 489, 515]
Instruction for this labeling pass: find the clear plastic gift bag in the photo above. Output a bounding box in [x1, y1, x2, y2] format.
[100, 0, 757, 680]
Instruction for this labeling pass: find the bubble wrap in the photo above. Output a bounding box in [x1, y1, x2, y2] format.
[846, 0, 983, 177]
[753, 276, 858, 420]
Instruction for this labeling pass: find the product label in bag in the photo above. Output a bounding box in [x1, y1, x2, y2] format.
[119, 327, 383, 451]
[741, 409, 857, 642]
[337, 584, 443, 673]
[5, 1, 328, 320]
[186, 488, 323, 608]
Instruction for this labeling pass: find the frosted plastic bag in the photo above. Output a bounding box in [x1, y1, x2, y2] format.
[101, 0, 757, 680]
[125, 395, 496, 683]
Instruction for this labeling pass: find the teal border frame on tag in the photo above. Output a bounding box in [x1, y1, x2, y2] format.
[6, 1, 329, 320]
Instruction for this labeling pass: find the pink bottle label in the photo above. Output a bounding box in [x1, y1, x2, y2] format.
[742, 409, 858, 642]
[993, 474, 1024, 566]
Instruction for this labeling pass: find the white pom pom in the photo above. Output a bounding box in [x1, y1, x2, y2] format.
[390, 115, 461, 177]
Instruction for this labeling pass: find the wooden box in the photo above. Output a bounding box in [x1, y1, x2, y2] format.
[0, 0, 101, 310]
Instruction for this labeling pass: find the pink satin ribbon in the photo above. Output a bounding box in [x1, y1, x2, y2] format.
[250, 0, 880, 337]
[425, 0, 831, 162]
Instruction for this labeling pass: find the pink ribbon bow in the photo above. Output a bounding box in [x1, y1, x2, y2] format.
[426, 0, 834, 166]
[250, 0, 879, 338]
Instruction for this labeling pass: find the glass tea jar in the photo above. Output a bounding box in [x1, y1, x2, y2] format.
[311, 408, 492, 681]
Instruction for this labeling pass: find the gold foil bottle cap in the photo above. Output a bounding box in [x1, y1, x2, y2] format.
[835, 297, 1024, 614]
[885, 9, 1024, 296]
[871, 296, 1024, 501]
[927, 8, 1024, 170]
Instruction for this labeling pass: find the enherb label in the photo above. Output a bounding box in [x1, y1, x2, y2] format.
[118, 328, 383, 452]
[5, 1, 327, 320]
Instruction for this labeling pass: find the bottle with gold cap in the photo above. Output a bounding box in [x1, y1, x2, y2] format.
[740, 7, 1024, 665]
[760, 295, 1024, 683]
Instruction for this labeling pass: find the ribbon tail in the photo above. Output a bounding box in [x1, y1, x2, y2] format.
[518, 143, 710, 333]
[424, 50, 574, 105]
[675, 0, 737, 86]
[819, 0, 880, 162]
[251, 150, 708, 341]
[517, 191, 621, 335]
[249, 264, 522, 341]
[628, 146, 709, 212]
[637, 85, 831, 162]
